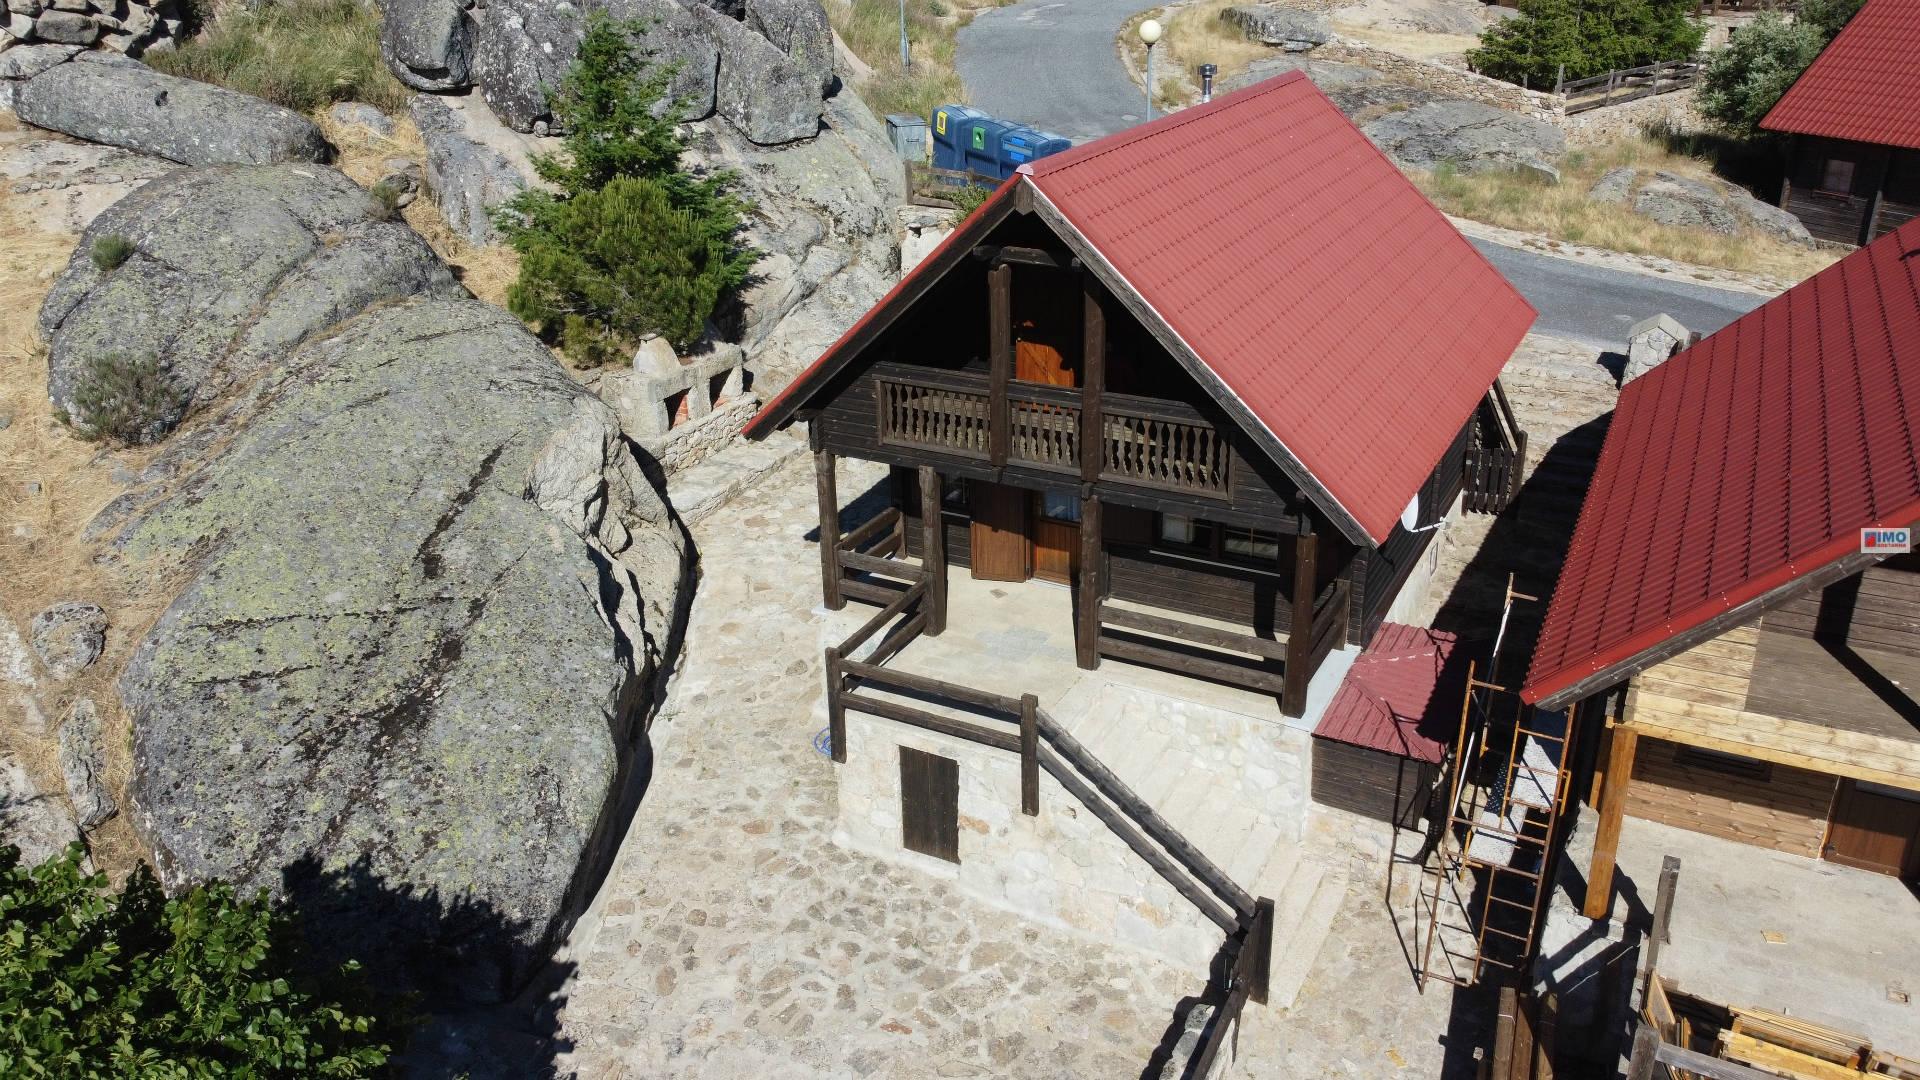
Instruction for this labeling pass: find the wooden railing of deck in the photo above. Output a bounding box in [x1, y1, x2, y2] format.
[1465, 383, 1528, 515]
[874, 369, 1232, 498]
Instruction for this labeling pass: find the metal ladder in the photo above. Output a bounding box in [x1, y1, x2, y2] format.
[1415, 580, 1578, 990]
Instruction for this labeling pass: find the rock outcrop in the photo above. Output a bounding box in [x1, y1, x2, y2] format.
[57, 698, 116, 829]
[38, 162, 688, 998]
[8, 53, 331, 166]
[1222, 5, 1332, 50]
[1613, 168, 1814, 246]
[382, 0, 829, 143]
[29, 601, 106, 680]
[40, 165, 460, 442]
[410, 91, 539, 244]
[1328, 81, 1564, 178]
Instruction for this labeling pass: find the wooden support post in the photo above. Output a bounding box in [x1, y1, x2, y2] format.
[1019, 693, 1039, 816]
[1582, 724, 1639, 919]
[1627, 1023, 1659, 1080]
[1282, 527, 1318, 718]
[1080, 284, 1106, 484]
[1247, 896, 1275, 1005]
[824, 646, 846, 764]
[988, 263, 1012, 468]
[815, 447, 843, 610]
[918, 465, 947, 635]
[1492, 985, 1519, 1080]
[1076, 488, 1103, 670]
[1641, 855, 1680, 1004]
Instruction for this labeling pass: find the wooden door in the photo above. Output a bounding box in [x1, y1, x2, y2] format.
[1030, 490, 1079, 586]
[1013, 270, 1079, 387]
[969, 480, 1030, 581]
[1824, 779, 1920, 880]
[900, 746, 959, 863]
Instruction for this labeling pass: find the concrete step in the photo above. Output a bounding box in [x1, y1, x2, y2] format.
[1227, 823, 1289, 888]
[1265, 867, 1350, 1011]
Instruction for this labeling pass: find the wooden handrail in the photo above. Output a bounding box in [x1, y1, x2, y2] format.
[838, 506, 902, 552]
[842, 691, 1022, 753]
[1099, 602, 1290, 661]
[837, 656, 1024, 715]
[840, 579, 926, 657]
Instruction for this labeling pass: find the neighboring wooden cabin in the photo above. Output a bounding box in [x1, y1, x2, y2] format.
[1760, 0, 1920, 246]
[747, 72, 1536, 718]
[1523, 219, 1920, 916]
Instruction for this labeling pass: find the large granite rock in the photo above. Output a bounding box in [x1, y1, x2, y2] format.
[691, 1, 822, 143]
[1221, 4, 1331, 50]
[107, 294, 685, 999]
[29, 600, 106, 680]
[11, 55, 330, 166]
[410, 91, 537, 244]
[1329, 82, 1564, 177]
[1, 753, 81, 867]
[1224, 53, 1382, 93]
[1626, 168, 1814, 245]
[57, 698, 116, 829]
[381, 0, 474, 91]
[39, 165, 461, 442]
[744, 0, 832, 95]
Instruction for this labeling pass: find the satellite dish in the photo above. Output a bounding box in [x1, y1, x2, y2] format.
[1401, 494, 1421, 532]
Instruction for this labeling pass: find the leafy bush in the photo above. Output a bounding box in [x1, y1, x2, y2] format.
[68, 352, 184, 445]
[91, 234, 136, 272]
[497, 15, 754, 366]
[1468, 0, 1705, 88]
[0, 843, 392, 1076]
[1697, 0, 1863, 134]
[146, 0, 409, 115]
[368, 178, 407, 222]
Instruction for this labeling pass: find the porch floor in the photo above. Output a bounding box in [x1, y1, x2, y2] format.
[1548, 813, 1920, 1060]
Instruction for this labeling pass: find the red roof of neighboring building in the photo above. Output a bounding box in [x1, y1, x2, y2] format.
[1522, 218, 1920, 707]
[745, 72, 1536, 546]
[1761, 0, 1920, 150]
[1313, 623, 1465, 763]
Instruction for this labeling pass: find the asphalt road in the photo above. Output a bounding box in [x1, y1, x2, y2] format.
[953, 0, 1772, 351]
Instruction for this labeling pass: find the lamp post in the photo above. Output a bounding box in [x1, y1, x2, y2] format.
[1139, 19, 1162, 120]
[899, 0, 911, 71]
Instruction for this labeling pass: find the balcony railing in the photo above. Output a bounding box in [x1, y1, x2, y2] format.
[875, 368, 1232, 498]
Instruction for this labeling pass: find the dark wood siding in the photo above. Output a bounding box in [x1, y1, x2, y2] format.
[1783, 136, 1888, 246]
[1758, 561, 1920, 659]
[1875, 147, 1920, 240]
[900, 746, 960, 863]
[1348, 418, 1471, 643]
[1311, 738, 1437, 826]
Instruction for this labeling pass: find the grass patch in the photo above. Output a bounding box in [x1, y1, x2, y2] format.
[147, 0, 409, 115]
[827, 0, 1014, 120]
[1412, 134, 1840, 280]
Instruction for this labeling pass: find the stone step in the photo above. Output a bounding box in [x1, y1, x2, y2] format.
[1227, 823, 1289, 888]
[1265, 867, 1349, 1011]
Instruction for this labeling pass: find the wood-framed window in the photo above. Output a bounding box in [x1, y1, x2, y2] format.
[1819, 158, 1857, 195]
[899, 746, 959, 863]
[1155, 514, 1281, 566]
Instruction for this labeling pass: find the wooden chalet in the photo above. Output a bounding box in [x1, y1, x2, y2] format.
[1522, 218, 1920, 920]
[1760, 0, 1920, 246]
[746, 72, 1536, 720]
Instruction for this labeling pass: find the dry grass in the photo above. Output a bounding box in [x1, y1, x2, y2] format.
[826, 0, 1015, 120]
[1118, 2, 1254, 111]
[314, 108, 521, 309]
[1411, 135, 1842, 279]
[0, 154, 166, 881]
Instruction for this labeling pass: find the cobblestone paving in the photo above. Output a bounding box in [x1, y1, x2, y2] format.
[552, 458, 1195, 1079]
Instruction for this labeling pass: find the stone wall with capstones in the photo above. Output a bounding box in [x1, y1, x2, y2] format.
[1, 0, 181, 58]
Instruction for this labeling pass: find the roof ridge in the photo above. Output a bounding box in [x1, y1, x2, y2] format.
[1021, 70, 1310, 179]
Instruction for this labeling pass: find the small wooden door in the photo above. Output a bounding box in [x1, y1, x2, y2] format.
[1824, 779, 1920, 880]
[900, 746, 959, 863]
[969, 480, 1029, 581]
[1013, 270, 1080, 387]
[1030, 490, 1079, 586]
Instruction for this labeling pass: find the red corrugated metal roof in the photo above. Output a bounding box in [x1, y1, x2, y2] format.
[746, 72, 1536, 546]
[1761, 0, 1920, 150]
[1522, 218, 1920, 707]
[1313, 623, 1463, 763]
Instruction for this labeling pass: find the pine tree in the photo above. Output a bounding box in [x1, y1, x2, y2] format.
[1469, 0, 1705, 88]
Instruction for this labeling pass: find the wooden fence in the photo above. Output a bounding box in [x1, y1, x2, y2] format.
[1558, 59, 1704, 114]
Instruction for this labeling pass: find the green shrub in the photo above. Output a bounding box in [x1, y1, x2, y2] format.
[368, 177, 407, 221]
[68, 352, 183, 445]
[90, 234, 136, 272]
[146, 0, 408, 115]
[1697, 0, 1862, 135]
[0, 843, 392, 1076]
[497, 15, 754, 366]
[1468, 0, 1704, 88]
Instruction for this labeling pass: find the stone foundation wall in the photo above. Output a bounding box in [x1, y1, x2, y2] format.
[646, 393, 760, 475]
[1318, 40, 1565, 123]
[832, 709, 1226, 974]
[1559, 88, 1701, 146]
[1, 0, 179, 56]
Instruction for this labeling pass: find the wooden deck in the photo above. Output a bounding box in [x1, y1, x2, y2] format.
[1625, 624, 1920, 793]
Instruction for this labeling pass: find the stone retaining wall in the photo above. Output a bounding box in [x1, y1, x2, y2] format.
[1318, 40, 1565, 124]
[1559, 87, 1701, 146]
[1, 0, 178, 56]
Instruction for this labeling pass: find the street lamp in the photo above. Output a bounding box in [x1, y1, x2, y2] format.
[1139, 19, 1162, 120]
[899, 0, 911, 72]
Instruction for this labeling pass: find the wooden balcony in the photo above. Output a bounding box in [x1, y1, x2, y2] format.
[875, 367, 1232, 498]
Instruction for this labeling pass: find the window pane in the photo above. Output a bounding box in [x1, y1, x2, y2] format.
[1822, 158, 1856, 193]
[1224, 529, 1279, 561]
[1041, 489, 1080, 523]
[942, 477, 968, 509]
[1159, 514, 1195, 544]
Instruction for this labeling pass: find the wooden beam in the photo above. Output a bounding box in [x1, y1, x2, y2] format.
[1020, 693, 1039, 816]
[1660, 1039, 1810, 1080]
[1283, 528, 1318, 717]
[972, 244, 1077, 269]
[988, 262, 1012, 468]
[918, 466, 947, 635]
[824, 646, 847, 763]
[1641, 855, 1679, 1004]
[1247, 897, 1275, 1005]
[1583, 724, 1639, 919]
[1080, 284, 1106, 485]
[1077, 490, 1103, 670]
[816, 449, 844, 610]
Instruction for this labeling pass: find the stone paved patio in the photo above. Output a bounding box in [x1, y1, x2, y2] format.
[552, 458, 1198, 1078]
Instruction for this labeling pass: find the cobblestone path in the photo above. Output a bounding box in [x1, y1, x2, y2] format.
[553, 458, 1194, 1078]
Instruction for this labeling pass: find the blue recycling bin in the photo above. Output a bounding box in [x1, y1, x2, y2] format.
[963, 117, 1014, 178]
[998, 125, 1072, 174]
[930, 104, 989, 171]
